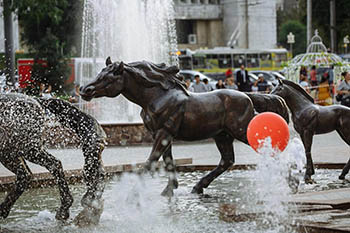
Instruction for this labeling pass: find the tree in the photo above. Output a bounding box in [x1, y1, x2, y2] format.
[278, 20, 307, 56]
[11, 0, 83, 95]
[297, 0, 350, 53]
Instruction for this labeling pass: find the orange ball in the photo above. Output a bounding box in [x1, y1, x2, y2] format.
[247, 112, 289, 153]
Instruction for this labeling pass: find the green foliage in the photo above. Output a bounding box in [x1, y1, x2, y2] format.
[296, 0, 350, 53]
[11, 0, 83, 94]
[0, 52, 34, 73]
[278, 0, 350, 54]
[278, 20, 307, 56]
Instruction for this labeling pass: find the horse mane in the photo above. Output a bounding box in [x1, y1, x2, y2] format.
[122, 61, 189, 95]
[282, 79, 315, 103]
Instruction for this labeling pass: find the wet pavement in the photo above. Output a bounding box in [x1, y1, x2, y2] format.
[0, 131, 349, 177]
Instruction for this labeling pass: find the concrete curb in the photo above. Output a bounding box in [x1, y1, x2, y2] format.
[0, 162, 346, 192]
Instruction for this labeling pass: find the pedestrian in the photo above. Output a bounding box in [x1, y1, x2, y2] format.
[225, 76, 238, 90]
[215, 79, 226, 89]
[309, 65, 318, 87]
[251, 81, 259, 93]
[317, 74, 332, 106]
[40, 83, 53, 99]
[185, 79, 194, 92]
[299, 75, 310, 93]
[192, 75, 207, 93]
[203, 78, 213, 91]
[69, 84, 80, 103]
[225, 68, 233, 78]
[256, 74, 270, 93]
[236, 64, 251, 92]
[337, 71, 350, 107]
[328, 65, 334, 86]
[299, 66, 307, 82]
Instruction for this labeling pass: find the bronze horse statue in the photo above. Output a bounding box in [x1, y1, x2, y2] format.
[37, 98, 106, 226]
[271, 79, 350, 183]
[80, 58, 289, 196]
[0, 94, 106, 226]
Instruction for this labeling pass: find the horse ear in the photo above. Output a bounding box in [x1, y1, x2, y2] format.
[106, 57, 112, 66]
[114, 61, 124, 74]
[278, 77, 283, 86]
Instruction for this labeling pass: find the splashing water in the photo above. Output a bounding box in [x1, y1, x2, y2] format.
[1, 138, 314, 233]
[78, 0, 178, 123]
[241, 137, 306, 232]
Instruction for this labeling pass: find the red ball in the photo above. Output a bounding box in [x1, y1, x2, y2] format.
[247, 112, 290, 154]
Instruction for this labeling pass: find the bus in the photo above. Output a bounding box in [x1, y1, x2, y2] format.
[178, 47, 290, 72]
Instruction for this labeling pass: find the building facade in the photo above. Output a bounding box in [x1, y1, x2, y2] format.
[174, 0, 278, 50]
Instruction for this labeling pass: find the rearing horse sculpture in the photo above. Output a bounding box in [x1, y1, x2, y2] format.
[80, 58, 289, 196]
[271, 79, 350, 183]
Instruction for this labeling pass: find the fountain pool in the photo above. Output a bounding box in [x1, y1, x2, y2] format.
[1, 169, 349, 233]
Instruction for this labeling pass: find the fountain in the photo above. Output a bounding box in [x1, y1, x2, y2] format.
[76, 0, 178, 124]
[2, 2, 350, 232]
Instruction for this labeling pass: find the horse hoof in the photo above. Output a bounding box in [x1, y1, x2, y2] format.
[0, 210, 9, 219]
[304, 178, 316, 184]
[191, 186, 203, 194]
[55, 209, 70, 221]
[339, 175, 346, 180]
[161, 188, 174, 197]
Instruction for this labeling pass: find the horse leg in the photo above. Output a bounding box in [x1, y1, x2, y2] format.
[301, 131, 315, 183]
[73, 142, 106, 227]
[80, 142, 105, 207]
[24, 148, 73, 221]
[160, 145, 178, 197]
[192, 134, 234, 194]
[339, 158, 350, 180]
[0, 156, 32, 219]
[144, 129, 173, 171]
[143, 129, 175, 196]
[336, 128, 350, 179]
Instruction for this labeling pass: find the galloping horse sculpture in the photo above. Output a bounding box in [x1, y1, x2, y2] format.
[0, 94, 106, 226]
[271, 79, 350, 183]
[38, 98, 106, 226]
[80, 58, 289, 196]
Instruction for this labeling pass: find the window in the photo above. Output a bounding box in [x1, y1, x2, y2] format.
[246, 54, 259, 68]
[260, 53, 272, 68]
[233, 54, 246, 67]
[218, 54, 232, 68]
[176, 20, 197, 44]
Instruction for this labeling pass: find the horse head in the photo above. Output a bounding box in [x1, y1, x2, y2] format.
[80, 57, 125, 101]
[270, 78, 287, 98]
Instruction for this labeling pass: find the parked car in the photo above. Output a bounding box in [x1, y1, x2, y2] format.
[250, 70, 284, 86]
[203, 72, 226, 81]
[271, 71, 286, 80]
[179, 70, 216, 89]
[234, 69, 273, 88]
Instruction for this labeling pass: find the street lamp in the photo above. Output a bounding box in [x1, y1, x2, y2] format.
[344, 35, 349, 54]
[287, 32, 295, 58]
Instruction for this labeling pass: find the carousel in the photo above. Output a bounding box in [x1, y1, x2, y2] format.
[285, 30, 348, 84]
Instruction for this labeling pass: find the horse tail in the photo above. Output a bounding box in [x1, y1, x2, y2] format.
[245, 92, 290, 124]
